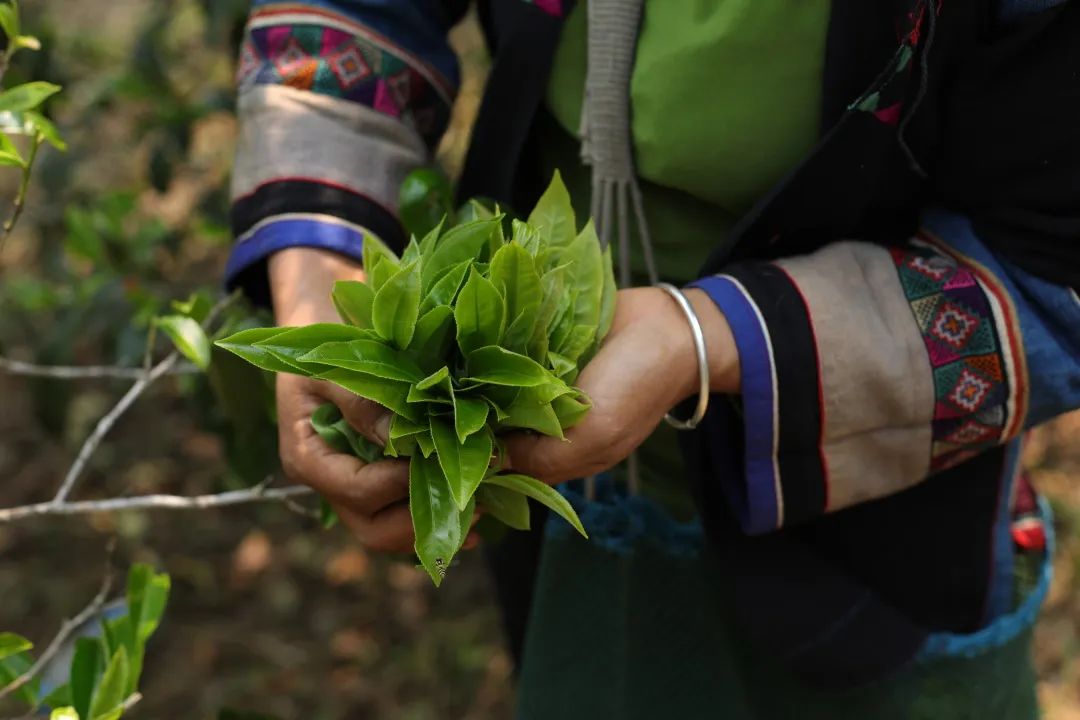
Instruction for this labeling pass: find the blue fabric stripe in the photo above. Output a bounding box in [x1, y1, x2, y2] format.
[690, 275, 781, 534]
[918, 495, 1053, 661]
[225, 217, 365, 288]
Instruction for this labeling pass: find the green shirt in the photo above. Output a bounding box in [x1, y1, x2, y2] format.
[543, 0, 832, 283]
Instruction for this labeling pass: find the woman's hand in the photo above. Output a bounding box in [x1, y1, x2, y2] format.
[269, 248, 478, 553]
[504, 286, 739, 485]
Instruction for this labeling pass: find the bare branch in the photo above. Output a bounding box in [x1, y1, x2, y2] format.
[118, 692, 143, 712]
[50, 291, 240, 505]
[0, 485, 314, 524]
[51, 353, 180, 504]
[0, 550, 114, 704]
[0, 356, 201, 380]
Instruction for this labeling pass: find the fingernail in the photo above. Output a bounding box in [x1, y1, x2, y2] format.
[374, 413, 391, 445]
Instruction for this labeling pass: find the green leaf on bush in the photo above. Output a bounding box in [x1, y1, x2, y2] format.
[71, 637, 104, 719]
[484, 474, 587, 538]
[50, 709, 80, 720]
[0, 632, 31, 660]
[0, 82, 61, 113]
[156, 315, 211, 369]
[88, 646, 128, 720]
[0, 5, 19, 42]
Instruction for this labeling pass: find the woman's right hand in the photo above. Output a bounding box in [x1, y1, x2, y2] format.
[269, 248, 422, 553]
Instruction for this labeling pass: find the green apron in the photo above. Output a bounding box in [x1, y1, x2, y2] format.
[512, 2, 1045, 717]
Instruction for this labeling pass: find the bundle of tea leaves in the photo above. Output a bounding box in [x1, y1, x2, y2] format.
[217, 173, 615, 584]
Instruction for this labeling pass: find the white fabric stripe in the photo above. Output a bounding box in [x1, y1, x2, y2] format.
[236, 212, 371, 245]
[973, 273, 1022, 440]
[230, 85, 426, 208]
[247, 11, 454, 104]
[722, 274, 785, 529]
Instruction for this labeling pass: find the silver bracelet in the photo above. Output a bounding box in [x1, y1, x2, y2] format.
[655, 282, 710, 431]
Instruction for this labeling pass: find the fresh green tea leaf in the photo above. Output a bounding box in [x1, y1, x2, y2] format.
[300, 339, 424, 383]
[368, 255, 398, 292]
[372, 260, 421, 349]
[484, 474, 587, 538]
[156, 314, 211, 370]
[455, 267, 505, 356]
[420, 260, 470, 313]
[590, 244, 617, 360]
[401, 236, 422, 265]
[476, 484, 531, 531]
[319, 369, 419, 422]
[464, 346, 551, 387]
[332, 280, 375, 328]
[407, 305, 455, 369]
[430, 419, 492, 511]
[50, 709, 79, 720]
[310, 403, 353, 454]
[361, 233, 400, 285]
[552, 390, 592, 429]
[423, 219, 499, 291]
[526, 170, 576, 248]
[215, 327, 298, 374]
[489, 243, 541, 352]
[257, 324, 371, 372]
[563, 220, 605, 330]
[555, 324, 598, 366]
[511, 218, 542, 256]
[409, 453, 464, 586]
[500, 386, 563, 437]
[454, 395, 489, 443]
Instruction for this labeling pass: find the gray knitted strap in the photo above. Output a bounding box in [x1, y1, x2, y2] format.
[580, 0, 653, 497]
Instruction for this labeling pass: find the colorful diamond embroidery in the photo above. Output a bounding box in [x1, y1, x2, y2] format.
[242, 12, 455, 148]
[931, 301, 979, 349]
[891, 242, 1012, 472]
[328, 44, 371, 89]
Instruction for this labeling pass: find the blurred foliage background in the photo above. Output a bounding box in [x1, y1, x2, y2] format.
[0, 1, 1076, 717]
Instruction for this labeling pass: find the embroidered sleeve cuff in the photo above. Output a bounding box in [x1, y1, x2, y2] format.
[690, 268, 827, 534]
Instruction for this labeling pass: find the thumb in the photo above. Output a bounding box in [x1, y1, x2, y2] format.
[317, 382, 392, 446]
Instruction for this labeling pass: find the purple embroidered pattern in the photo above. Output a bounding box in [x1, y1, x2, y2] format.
[890, 242, 1019, 472]
[239, 6, 455, 148]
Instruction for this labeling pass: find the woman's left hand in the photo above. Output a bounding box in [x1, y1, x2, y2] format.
[505, 286, 740, 485]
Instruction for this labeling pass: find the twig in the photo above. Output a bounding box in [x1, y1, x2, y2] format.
[50, 291, 239, 505]
[0, 356, 201, 380]
[119, 692, 143, 712]
[0, 485, 313, 523]
[51, 353, 179, 504]
[281, 495, 321, 520]
[0, 134, 41, 248]
[0, 549, 114, 703]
